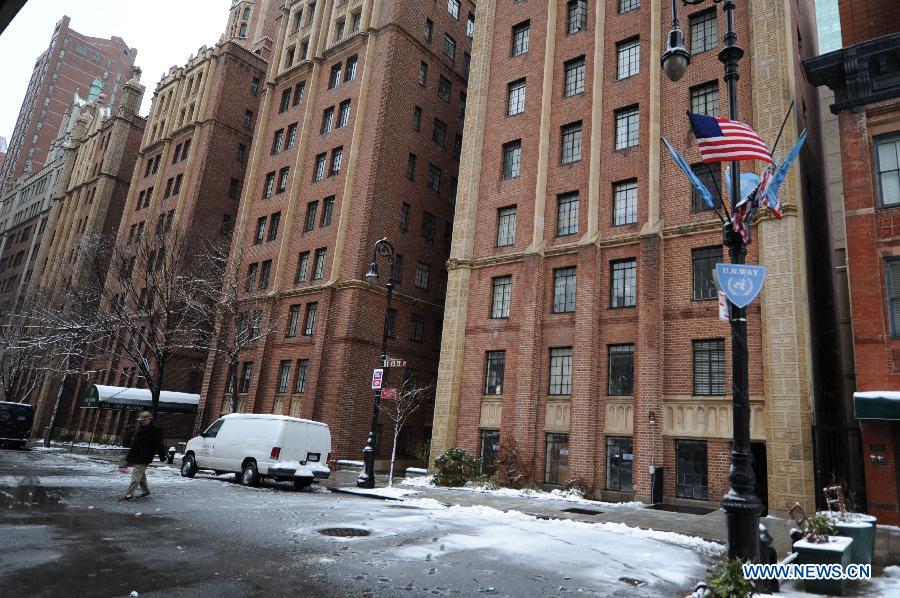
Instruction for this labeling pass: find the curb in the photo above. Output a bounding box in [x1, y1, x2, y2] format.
[328, 487, 405, 501]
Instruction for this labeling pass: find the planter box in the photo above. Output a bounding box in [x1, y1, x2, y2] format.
[794, 536, 853, 595]
[823, 511, 877, 565]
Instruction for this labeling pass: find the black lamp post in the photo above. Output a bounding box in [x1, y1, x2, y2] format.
[662, 0, 762, 561]
[357, 236, 396, 489]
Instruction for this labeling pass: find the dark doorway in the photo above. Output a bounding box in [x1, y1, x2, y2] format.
[751, 442, 768, 517]
[676, 439, 708, 500]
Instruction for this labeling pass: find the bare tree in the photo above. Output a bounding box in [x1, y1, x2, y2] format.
[196, 240, 279, 414]
[0, 303, 50, 404]
[380, 377, 435, 487]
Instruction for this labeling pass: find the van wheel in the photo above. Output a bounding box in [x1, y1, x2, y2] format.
[241, 461, 260, 487]
[293, 478, 313, 491]
[180, 454, 198, 478]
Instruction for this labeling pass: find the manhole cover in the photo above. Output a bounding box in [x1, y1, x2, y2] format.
[318, 527, 371, 537]
[618, 577, 647, 587]
[561, 507, 603, 516]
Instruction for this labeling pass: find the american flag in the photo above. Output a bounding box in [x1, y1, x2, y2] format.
[688, 113, 772, 164]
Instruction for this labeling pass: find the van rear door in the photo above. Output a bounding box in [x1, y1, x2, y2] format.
[280, 421, 309, 464]
[306, 424, 331, 465]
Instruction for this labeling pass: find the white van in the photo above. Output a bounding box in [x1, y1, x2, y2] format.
[181, 414, 331, 490]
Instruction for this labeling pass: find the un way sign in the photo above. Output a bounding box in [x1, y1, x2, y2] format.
[715, 263, 766, 309]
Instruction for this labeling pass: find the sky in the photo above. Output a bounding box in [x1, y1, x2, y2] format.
[0, 0, 233, 141]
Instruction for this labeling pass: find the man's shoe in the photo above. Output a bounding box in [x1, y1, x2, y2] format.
[137, 492, 150, 498]
[117, 495, 133, 501]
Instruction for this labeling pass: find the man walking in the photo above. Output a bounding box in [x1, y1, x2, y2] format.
[119, 411, 165, 500]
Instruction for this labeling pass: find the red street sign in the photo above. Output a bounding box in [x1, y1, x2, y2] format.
[371, 368, 383, 390]
[381, 387, 398, 399]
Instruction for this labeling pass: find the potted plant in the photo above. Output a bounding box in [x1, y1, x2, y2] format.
[792, 509, 854, 595]
[821, 484, 877, 565]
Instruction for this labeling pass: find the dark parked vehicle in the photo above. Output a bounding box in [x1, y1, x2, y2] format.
[0, 402, 33, 449]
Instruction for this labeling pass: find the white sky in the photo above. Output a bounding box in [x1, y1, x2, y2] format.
[0, 0, 233, 141]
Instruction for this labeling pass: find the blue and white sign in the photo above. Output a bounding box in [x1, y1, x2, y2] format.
[715, 264, 766, 309]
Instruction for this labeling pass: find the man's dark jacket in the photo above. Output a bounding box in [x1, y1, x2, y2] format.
[126, 422, 165, 465]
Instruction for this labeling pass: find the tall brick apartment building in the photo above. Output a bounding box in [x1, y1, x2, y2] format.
[61, 37, 268, 444]
[804, 1, 900, 525]
[198, 0, 476, 464]
[0, 16, 135, 186]
[432, 0, 837, 513]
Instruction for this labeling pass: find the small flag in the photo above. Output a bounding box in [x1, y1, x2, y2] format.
[688, 113, 772, 164]
[662, 138, 717, 210]
[727, 172, 762, 244]
[759, 129, 807, 220]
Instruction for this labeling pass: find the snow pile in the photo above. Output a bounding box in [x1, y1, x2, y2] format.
[400, 474, 644, 508]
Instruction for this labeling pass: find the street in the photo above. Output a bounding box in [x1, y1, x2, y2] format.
[0, 448, 722, 597]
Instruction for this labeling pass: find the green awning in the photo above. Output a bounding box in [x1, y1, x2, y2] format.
[854, 392, 900, 420]
[80, 385, 199, 414]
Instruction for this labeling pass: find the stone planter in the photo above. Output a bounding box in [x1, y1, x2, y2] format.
[794, 536, 854, 595]
[823, 511, 877, 565]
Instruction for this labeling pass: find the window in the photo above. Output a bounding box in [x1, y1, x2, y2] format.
[303, 302, 318, 335]
[173, 144, 182, 164]
[485, 350, 505, 394]
[437, 76, 451, 101]
[690, 9, 717, 54]
[606, 437, 633, 492]
[243, 109, 253, 129]
[345, 55, 358, 82]
[553, 267, 577, 313]
[304, 201, 319, 232]
[693, 339, 725, 395]
[691, 81, 720, 116]
[692, 246, 722, 300]
[413, 106, 422, 131]
[286, 123, 298, 149]
[545, 433, 570, 484]
[447, 0, 460, 19]
[164, 177, 174, 199]
[414, 261, 430, 289]
[615, 106, 639, 149]
[421, 211, 436, 241]
[245, 263, 258, 291]
[400, 203, 411, 232]
[480, 430, 500, 475]
[617, 38, 640, 79]
[181, 140, 191, 161]
[277, 360, 292, 394]
[691, 163, 722, 211]
[888, 259, 900, 336]
[567, 0, 587, 34]
[419, 61, 428, 86]
[876, 134, 900, 206]
[334, 18, 345, 41]
[427, 164, 442, 192]
[557, 192, 579, 236]
[295, 251, 310, 282]
[268, 212, 281, 241]
[463, 52, 471, 78]
[328, 63, 342, 89]
[313, 153, 327, 181]
[280, 88, 292, 113]
[293, 82, 305, 106]
[321, 196, 334, 227]
[321, 106, 335, 134]
[286, 304, 301, 337]
[613, 180, 638, 226]
[491, 276, 512, 318]
[237, 143, 246, 163]
[295, 359, 309, 393]
[560, 122, 582, 164]
[443, 34, 456, 61]
[254, 216, 266, 244]
[610, 259, 636, 308]
[338, 99, 351, 127]
[502, 140, 521, 179]
[403, 312, 425, 344]
[351, 11, 361, 32]
[676, 440, 708, 500]
[329, 147, 343, 176]
[512, 21, 530, 57]
[459, 89, 467, 117]
[453, 134, 463, 161]
[312, 248, 327, 279]
[607, 344, 634, 395]
[228, 178, 240, 200]
[425, 18, 433, 42]
[497, 206, 517, 247]
[277, 167, 290, 193]
[263, 172, 276, 198]
[619, 0, 640, 13]
[272, 129, 285, 154]
[406, 153, 417, 180]
[549, 347, 572, 395]
[239, 362, 253, 393]
[508, 79, 526, 115]
[259, 260, 272, 289]
[564, 57, 585, 97]
[250, 77, 260, 95]
[432, 119, 447, 147]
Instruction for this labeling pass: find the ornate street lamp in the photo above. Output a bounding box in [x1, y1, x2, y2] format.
[357, 237, 396, 488]
[662, 0, 762, 561]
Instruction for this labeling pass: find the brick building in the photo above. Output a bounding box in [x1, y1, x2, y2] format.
[198, 0, 475, 466]
[432, 0, 836, 513]
[804, 5, 900, 524]
[0, 16, 136, 186]
[61, 37, 268, 444]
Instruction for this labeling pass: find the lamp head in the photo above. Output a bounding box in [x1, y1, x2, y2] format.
[661, 26, 690, 82]
[365, 261, 378, 283]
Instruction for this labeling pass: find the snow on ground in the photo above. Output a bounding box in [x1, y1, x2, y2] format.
[400, 474, 645, 508]
[339, 486, 421, 500]
[761, 565, 900, 597]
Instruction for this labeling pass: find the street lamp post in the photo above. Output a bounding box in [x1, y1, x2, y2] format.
[662, 0, 762, 561]
[357, 237, 396, 489]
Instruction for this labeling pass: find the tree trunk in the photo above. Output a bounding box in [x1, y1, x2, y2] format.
[388, 429, 399, 488]
[230, 359, 239, 413]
